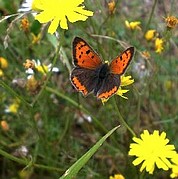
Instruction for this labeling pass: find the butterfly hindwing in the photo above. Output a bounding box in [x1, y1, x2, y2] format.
[73, 37, 102, 69]
[71, 67, 98, 96]
[96, 74, 121, 99]
[109, 47, 134, 75]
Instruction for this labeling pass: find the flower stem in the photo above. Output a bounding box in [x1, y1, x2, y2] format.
[144, 0, 158, 34]
[45, 86, 121, 148]
[31, 31, 64, 107]
[112, 97, 136, 136]
[45, 86, 107, 134]
[0, 148, 63, 172]
[0, 80, 31, 107]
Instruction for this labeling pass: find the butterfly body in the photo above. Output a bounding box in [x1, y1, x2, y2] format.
[97, 63, 110, 79]
[71, 37, 134, 99]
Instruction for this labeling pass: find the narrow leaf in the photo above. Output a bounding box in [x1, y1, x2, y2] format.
[60, 125, 120, 179]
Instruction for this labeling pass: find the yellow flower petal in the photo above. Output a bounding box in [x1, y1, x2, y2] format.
[35, 12, 53, 23]
[67, 11, 88, 22]
[116, 89, 129, 99]
[0, 69, 4, 77]
[125, 20, 141, 30]
[145, 30, 156, 41]
[109, 174, 125, 179]
[33, 0, 93, 34]
[32, 0, 44, 10]
[120, 75, 134, 86]
[0, 57, 8, 69]
[48, 18, 61, 34]
[155, 38, 164, 53]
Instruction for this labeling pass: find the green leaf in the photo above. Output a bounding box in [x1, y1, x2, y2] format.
[59, 125, 120, 179]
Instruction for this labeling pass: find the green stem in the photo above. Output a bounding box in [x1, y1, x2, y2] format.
[45, 87, 121, 148]
[45, 86, 107, 133]
[144, 0, 158, 33]
[112, 97, 136, 136]
[0, 80, 31, 107]
[0, 148, 63, 172]
[31, 31, 64, 107]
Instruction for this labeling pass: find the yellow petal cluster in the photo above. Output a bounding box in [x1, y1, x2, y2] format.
[0, 57, 8, 69]
[164, 15, 178, 29]
[33, 0, 93, 34]
[125, 20, 141, 30]
[108, 0, 116, 15]
[145, 30, 156, 41]
[155, 38, 164, 53]
[5, 99, 20, 114]
[109, 173, 125, 179]
[129, 130, 176, 174]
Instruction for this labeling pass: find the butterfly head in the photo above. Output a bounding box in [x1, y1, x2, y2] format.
[104, 60, 109, 65]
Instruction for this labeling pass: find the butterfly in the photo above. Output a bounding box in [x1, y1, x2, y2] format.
[70, 37, 134, 99]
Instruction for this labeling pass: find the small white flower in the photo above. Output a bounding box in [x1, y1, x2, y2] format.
[132, 58, 150, 80]
[25, 59, 60, 76]
[18, 0, 33, 12]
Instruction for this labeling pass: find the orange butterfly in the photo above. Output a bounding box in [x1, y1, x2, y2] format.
[71, 37, 134, 99]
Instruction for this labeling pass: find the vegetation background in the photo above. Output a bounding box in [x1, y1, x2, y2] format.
[0, 0, 177, 178]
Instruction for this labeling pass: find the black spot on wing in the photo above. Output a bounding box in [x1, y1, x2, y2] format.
[86, 49, 91, 54]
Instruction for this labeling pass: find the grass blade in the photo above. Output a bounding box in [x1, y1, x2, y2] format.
[60, 125, 120, 179]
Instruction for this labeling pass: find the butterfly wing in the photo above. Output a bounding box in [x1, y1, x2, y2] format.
[96, 74, 121, 99]
[71, 67, 98, 96]
[71, 37, 103, 96]
[73, 37, 102, 69]
[109, 47, 134, 75]
[97, 47, 134, 99]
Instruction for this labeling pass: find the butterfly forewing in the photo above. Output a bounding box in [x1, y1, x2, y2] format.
[109, 47, 134, 75]
[73, 37, 102, 69]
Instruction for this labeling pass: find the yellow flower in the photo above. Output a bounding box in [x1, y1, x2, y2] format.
[155, 38, 164, 53]
[20, 17, 30, 32]
[120, 75, 134, 87]
[32, 0, 43, 10]
[23, 59, 35, 69]
[129, 130, 176, 174]
[108, 0, 116, 15]
[145, 30, 156, 41]
[24, 59, 59, 75]
[141, 51, 151, 59]
[109, 173, 125, 179]
[1, 120, 9, 131]
[125, 20, 141, 30]
[164, 15, 178, 29]
[116, 75, 134, 99]
[36, 64, 49, 74]
[0, 57, 8, 69]
[31, 33, 41, 44]
[0, 69, 4, 77]
[33, 0, 94, 34]
[170, 154, 178, 178]
[164, 80, 172, 91]
[5, 99, 20, 114]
